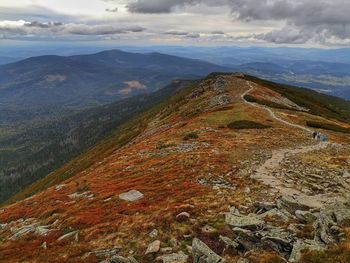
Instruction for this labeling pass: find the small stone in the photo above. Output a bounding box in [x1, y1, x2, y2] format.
[57, 230, 79, 242]
[55, 184, 66, 191]
[176, 212, 190, 221]
[41, 242, 47, 249]
[156, 251, 189, 263]
[145, 240, 161, 255]
[149, 229, 159, 238]
[119, 190, 144, 202]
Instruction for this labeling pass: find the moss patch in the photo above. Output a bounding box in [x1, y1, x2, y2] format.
[227, 120, 271, 130]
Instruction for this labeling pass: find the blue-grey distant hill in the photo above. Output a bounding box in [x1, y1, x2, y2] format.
[0, 49, 229, 109]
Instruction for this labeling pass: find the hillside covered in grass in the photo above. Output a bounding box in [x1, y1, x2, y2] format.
[1, 74, 350, 263]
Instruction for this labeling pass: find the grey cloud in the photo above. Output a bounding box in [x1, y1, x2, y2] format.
[127, 0, 192, 13]
[255, 27, 312, 44]
[0, 5, 70, 22]
[106, 7, 119, 12]
[0, 21, 145, 38]
[162, 30, 200, 38]
[125, 0, 350, 44]
[66, 24, 144, 35]
[186, 33, 200, 38]
[163, 30, 189, 35]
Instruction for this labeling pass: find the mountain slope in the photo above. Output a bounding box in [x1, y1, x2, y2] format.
[1, 74, 350, 263]
[0, 80, 194, 204]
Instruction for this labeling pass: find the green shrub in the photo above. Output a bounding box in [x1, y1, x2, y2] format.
[227, 120, 271, 129]
[75, 180, 89, 193]
[183, 131, 199, 140]
[156, 143, 176, 149]
[244, 95, 291, 110]
[306, 121, 350, 133]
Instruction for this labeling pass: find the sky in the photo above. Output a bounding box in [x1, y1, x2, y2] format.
[0, 0, 350, 47]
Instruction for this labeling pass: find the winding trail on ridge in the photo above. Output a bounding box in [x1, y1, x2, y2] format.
[242, 82, 313, 133]
[242, 81, 331, 203]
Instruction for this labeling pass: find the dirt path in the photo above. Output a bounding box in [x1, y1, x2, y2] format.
[242, 82, 313, 133]
[242, 81, 334, 204]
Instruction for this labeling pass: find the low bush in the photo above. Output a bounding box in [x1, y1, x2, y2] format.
[227, 120, 271, 129]
[183, 131, 199, 140]
[306, 121, 350, 133]
[243, 95, 291, 110]
[156, 143, 176, 149]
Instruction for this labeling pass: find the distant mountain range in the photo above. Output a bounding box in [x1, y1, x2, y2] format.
[0, 49, 228, 110]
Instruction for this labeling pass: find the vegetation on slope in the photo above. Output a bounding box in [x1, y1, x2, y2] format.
[227, 120, 271, 129]
[1, 74, 350, 263]
[240, 75, 350, 124]
[4, 80, 198, 205]
[306, 121, 350, 133]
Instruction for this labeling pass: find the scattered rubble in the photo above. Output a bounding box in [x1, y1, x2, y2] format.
[68, 191, 94, 200]
[0, 218, 56, 241]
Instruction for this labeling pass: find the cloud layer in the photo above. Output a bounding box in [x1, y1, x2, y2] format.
[1, 0, 350, 46]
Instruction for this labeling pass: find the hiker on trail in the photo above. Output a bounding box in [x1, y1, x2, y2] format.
[321, 135, 328, 142]
[312, 131, 317, 139]
[316, 132, 321, 141]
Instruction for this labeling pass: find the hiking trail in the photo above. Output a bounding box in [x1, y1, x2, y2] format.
[242, 81, 333, 204]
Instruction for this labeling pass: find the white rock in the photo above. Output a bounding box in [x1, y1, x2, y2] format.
[176, 212, 190, 221]
[145, 240, 161, 254]
[57, 230, 79, 241]
[41, 242, 47, 249]
[119, 190, 144, 202]
[149, 229, 158, 238]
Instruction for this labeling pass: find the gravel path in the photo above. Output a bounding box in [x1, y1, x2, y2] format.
[241, 81, 338, 205]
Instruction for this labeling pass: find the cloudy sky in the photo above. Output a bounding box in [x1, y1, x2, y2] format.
[0, 0, 350, 47]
